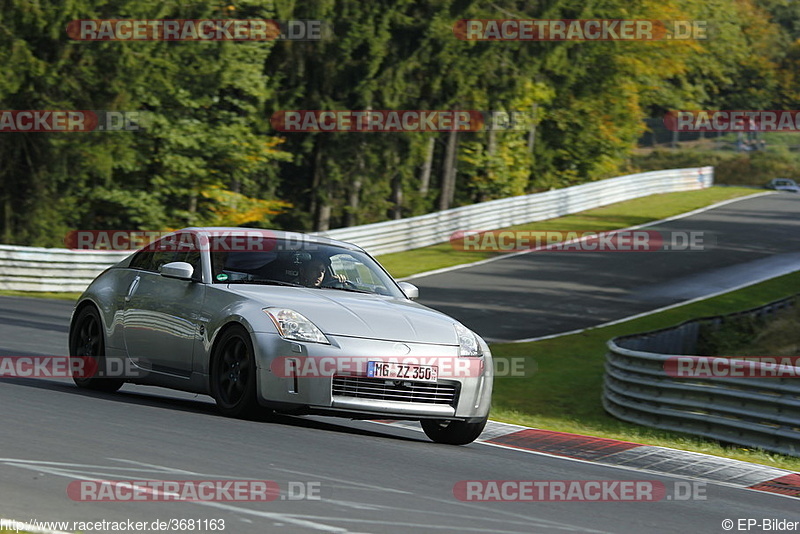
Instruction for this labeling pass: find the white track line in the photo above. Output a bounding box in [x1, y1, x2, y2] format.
[400, 191, 774, 282]
[3, 460, 350, 534]
[503, 264, 799, 344]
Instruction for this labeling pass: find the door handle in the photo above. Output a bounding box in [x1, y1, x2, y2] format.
[125, 276, 140, 302]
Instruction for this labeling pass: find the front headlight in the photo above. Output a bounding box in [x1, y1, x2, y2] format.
[264, 308, 330, 344]
[455, 323, 482, 356]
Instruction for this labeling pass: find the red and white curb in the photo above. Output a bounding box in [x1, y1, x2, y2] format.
[372, 419, 800, 499]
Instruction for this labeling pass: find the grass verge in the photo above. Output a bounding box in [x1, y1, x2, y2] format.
[377, 186, 760, 279]
[490, 270, 800, 471]
[0, 290, 81, 301]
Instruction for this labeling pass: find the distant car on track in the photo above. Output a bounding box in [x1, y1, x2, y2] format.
[765, 178, 800, 192]
[68, 227, 493, 445]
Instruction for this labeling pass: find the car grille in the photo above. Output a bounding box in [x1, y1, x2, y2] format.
[332, 376, 459, 407]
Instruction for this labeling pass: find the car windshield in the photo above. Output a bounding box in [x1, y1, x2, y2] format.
[775, 179, 795, 186]
[210, 237, 404, 298]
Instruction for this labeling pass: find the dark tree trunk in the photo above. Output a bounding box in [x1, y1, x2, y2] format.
[390, 173, 403, 219]
[478, 128, 497, 203]
[3, 195, 11, 243]
[439, 129, 458, 211]
[419, 136, 435, 195]
[346, 179, 361, 227]
[527, 103, 538, 154]
[311, 140, 332, 231]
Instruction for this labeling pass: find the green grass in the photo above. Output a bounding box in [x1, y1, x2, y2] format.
[489, 270, 800, 471]
[377, 186, 759, 279]
[718, 302, 800, 358]
[0, 290, 81, 301]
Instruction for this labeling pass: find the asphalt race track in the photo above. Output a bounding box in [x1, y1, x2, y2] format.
[412, 192, 800, 341]
[0, 192, 799, 533]
[0, 369, 798, 533]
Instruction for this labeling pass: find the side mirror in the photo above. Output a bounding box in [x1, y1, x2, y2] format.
[160, 261, 194, 281]
[398, 282, 419, 300]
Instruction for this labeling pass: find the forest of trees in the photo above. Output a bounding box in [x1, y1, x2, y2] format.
[2, 0, 800, 246]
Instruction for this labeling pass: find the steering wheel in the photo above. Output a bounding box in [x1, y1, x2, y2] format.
[328, 279, 358, 289]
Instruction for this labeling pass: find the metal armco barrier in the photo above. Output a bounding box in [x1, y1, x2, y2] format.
[604, 296, 800, 457]
[0, 167, 712, 292]
[0, 246, 130, 292]
[319, 167, 713, 255]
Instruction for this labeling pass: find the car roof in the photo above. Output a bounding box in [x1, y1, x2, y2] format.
[177, 227, 365, 253]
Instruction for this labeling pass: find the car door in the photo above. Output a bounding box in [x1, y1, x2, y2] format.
[123, 234, 206, 376]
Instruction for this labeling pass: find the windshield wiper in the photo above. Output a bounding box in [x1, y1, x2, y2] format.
[320, 285, 372, 294]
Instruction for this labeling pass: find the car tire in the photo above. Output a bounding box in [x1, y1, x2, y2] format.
[69, 305, 124, 392]
[210, 325, 260, 419]
[421, 416, 488, 445]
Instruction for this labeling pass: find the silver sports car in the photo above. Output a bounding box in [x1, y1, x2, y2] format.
[68, 227, 493, 444]
[765, 178, 800, 193]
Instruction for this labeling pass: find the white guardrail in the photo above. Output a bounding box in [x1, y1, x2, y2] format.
[604, 297, 800, 457]
[0, 167, 712, 292]
[320, 167, 713, 255]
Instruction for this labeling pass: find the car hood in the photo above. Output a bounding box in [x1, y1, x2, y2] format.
[226, 285, 460, 345]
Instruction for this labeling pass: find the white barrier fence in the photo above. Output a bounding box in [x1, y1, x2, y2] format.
[0, 247, 130, 292]
[0, 167, 713, 292]
[318, 167, 713, 255]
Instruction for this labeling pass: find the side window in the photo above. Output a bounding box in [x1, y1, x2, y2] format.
[130, 250, 178, 272]
[211, 251, 228, 281]
[151, 250, 178, 272]
[129, 250, 155, 271]
[129, 233, 198, 275]
[184, 250, 202, 281]
[174, 241, 202, 281]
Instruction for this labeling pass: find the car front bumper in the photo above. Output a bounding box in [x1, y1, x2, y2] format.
[252, 332, 493, 420]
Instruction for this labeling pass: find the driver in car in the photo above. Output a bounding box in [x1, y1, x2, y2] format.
[299, 258, 347, 287]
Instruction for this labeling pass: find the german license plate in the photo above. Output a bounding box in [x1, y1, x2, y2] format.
[367, 361, 438, 383]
